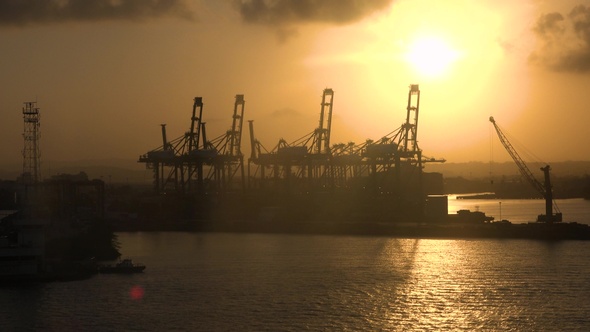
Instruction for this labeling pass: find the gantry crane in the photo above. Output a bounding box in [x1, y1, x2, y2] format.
[140, 96, 247, 194]
[139, 97, 210, 194]
[361, 85, 444, 194]
[400, 84, 421, 156]
[489, 116, 562, 222]
[247, 88, 335, 192]
[313, 88, 334, 155]
[205, 94, 246, 192]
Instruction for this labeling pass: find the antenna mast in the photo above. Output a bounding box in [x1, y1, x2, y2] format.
[22, 101, 41, 183]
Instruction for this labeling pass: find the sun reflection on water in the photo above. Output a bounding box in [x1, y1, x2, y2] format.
[377, 239, 543, 331]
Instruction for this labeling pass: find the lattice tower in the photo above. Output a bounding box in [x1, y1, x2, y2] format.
[22, 101, 41, 183]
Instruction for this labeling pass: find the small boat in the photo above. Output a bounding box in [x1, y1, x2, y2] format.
[98, 259, 146, 274]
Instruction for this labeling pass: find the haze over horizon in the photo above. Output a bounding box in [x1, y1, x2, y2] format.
[2, 0, 590, 170]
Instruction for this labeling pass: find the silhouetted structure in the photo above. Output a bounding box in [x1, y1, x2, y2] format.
[137, 85, 447, 224]
[1, 173, 117, 280]
[247, 85, 444, 199]
[489, 116, 562, 222]
[139, 95, 246, 194]
[21, 101, 41, 184]
[247, 88, 335, 193]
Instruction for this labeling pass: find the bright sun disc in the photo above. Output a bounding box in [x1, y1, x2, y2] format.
[406, 37, 459, 77]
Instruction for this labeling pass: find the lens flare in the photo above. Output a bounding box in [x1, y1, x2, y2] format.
[130, 285, 145, 300]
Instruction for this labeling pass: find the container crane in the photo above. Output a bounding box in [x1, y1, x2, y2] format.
[489, 116, 562, 222]
[246, 88, 335, 192]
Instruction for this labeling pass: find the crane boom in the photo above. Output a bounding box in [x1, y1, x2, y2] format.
[489, 117, 545, 194]
[489, 116, 561, 222]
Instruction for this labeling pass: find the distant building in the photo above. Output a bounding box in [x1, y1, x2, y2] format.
[0, 211, 45, 278]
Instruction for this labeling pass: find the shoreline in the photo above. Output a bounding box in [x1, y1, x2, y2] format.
[112, 219, 590, 241]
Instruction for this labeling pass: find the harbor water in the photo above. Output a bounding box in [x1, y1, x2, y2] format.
[2, 198, 590, 331]
[449, 197, 590, 224]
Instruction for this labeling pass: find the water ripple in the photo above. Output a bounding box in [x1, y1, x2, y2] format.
[3, 234, 590, 331]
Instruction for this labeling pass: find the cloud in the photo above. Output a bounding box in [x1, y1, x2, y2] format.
[571, 5, 590, 45]
[530, 5, 590, 73]
[0, 0, 194, 27]
[534, 12, 565, 37]
[234, 0, 393, 26]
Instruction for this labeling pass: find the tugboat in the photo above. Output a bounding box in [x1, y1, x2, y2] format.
[98, 258, 146, 274]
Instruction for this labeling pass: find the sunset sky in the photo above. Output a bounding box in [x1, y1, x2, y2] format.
[1, 0, 590, 172]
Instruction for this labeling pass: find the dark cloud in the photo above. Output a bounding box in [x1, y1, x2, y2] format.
[234, 0, 393, 26]
[533, 12, 564, 37]
[531, 5, 590, 73]
[0, 0, 194, 27]
[570, 5, 590, 44]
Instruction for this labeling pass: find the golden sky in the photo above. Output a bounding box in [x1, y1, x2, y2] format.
[1, 0, 589, 169]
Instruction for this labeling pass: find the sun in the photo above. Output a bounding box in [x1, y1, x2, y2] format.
[405, 36, 460, 78]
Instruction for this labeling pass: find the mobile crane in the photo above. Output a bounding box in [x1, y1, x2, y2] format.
[489, 116, 562, 223]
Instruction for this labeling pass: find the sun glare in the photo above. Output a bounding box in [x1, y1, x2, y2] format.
[405, 37, 460, 78]
[306, 0, 513, 152]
